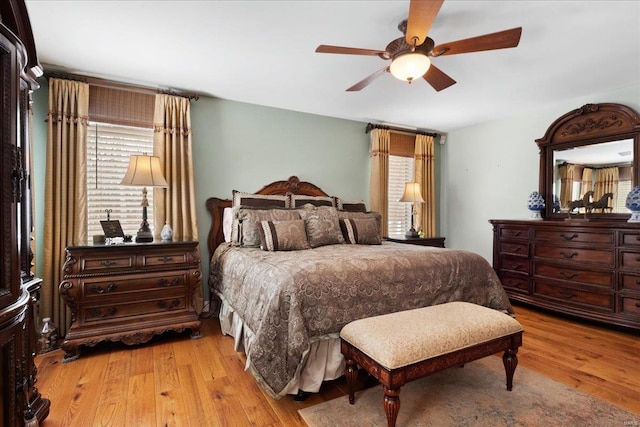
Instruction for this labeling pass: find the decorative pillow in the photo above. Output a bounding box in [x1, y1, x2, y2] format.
[233, 208, 300, 247]
[337, 211, 383, 240]
[290, 194, 334, 208]
[258, 220, 310, 251]
[232, 190, 290, 208]
[340, 218, 382, 245]
[335, 198, 368, 212]
[298, 205, 345, 247]
[223, 207, 233, 242]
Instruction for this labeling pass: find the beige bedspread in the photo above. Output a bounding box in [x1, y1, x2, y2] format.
[209, 242, 512, 398]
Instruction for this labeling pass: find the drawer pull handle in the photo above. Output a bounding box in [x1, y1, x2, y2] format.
[159, 256, 174, 263]
[158, 299, 180, 310]
[510, 246, 522, 253]
[89, 308, 117, 318]
[157, 278, 182, 287]
[510, 231, 522, 237]
[100, 260, 117, 267]
[560, 251, 579, 259]
[560, 233, 579, 241]
[90, 283, 117, 294]
[559, 291, 577, 299]
[636, 302, 640, 308]
[559, 271, 578, 280]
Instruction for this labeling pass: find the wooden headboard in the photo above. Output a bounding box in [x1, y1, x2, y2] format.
[205, 176, 330, 256]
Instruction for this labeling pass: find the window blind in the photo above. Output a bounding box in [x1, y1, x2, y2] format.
[87, 122, 154, 242]
[387, 155, 415, 237]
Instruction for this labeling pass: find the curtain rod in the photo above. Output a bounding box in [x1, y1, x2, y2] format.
[43, 70, 200, 101]
[365, 123, 438, 138]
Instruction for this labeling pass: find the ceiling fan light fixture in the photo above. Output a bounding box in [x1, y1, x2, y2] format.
[390, 52, 431, 83]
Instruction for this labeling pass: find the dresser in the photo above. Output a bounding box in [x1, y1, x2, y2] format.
[59, 241, 202, 361]
[490, 219, 640, 331]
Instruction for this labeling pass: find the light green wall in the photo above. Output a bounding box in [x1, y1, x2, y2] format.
[30, 82, 375, 299]
[441, 83, 640, 262]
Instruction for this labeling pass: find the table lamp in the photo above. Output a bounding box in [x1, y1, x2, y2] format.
[399, 182, 424, 238]
[120, 154, 168, 242]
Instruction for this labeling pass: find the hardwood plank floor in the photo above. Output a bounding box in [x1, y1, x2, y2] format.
[36, 304, 640, 426]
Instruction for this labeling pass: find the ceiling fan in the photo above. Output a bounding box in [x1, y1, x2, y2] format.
[315, 0, 522, 92]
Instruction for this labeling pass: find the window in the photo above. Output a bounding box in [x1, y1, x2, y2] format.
[387, 155, 415, 237]
[86, 122, 154, 242]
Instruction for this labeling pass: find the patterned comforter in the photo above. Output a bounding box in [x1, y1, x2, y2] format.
[209, 242, 512, 398]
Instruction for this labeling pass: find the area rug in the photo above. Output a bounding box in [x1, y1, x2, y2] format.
[299, 356, 640, 427]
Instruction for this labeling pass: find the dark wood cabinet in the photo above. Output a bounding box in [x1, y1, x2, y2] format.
[490, 219, 640, 331]
[59, 241, 203, 361]
[385, 236, 446, 247]
[0, 1, 50, 425]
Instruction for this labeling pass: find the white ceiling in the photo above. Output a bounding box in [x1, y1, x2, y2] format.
[25, 1, 640, 133]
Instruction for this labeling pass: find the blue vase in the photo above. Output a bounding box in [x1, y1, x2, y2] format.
[626, 186, 640, 222]
[527, 191, 545, 220]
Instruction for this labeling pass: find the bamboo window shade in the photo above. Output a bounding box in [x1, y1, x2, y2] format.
[389, 132, 416, 157]
[89, 86, 155, 128]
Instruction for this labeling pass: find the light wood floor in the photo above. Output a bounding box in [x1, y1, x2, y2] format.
[35, 304, 640, 427]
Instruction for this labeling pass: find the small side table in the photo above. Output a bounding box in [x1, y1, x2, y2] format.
[385, 236, 446, 248]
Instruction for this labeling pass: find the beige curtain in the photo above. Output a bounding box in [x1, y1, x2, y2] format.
[558, 163, 575, 208]
[593, 167, 619, 208]
[42, 78, 89, 335]
[414, 134, 436, 237]
[152, 94, 202, 312]
[369, 128, 390, 237]
[581, 167, 593, 198]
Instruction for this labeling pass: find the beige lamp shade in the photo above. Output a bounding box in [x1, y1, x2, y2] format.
[399, 182, 425, 204]
[120, 154, 168, 187]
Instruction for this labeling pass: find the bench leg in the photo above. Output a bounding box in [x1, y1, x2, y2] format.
[383, 386, 400, 427]
[502, 348, 518, 391]
[345, 358, 358, 404]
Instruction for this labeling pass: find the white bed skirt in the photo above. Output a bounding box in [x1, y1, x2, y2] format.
[218, 301, 345, 396]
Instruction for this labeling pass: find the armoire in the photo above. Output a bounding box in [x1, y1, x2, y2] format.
[0, 0, 50, 425]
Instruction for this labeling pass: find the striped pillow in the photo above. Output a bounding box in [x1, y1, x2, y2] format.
[258, 220, 310, 251]
[339, 218, 382, 245]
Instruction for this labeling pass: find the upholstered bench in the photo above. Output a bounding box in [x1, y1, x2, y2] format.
[340, 301, 523, 427]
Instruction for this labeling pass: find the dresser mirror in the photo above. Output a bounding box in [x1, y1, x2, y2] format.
[536, 103, 640, 220]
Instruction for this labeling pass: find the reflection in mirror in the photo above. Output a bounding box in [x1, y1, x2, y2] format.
[553, 139, 633, 214]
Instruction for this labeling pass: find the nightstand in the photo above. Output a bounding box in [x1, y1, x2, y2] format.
[385, 236, 446, 248]
[59, 240, 202, 362]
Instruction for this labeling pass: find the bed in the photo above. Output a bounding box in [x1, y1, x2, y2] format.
[206, 176, 513, 399]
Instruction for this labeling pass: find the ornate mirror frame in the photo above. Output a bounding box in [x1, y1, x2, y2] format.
[536, 103, 640, 220]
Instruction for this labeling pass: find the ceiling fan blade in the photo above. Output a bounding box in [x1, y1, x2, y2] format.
[316, 45, 387, 56]
[405, 0, 444, 47]
[347, 67, 389, 91]
[431, 27, 522, 57]
[423, 64, 456, 91]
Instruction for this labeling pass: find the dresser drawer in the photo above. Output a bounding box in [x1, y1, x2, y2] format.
[81, 295, 187, 324]
[621, 231, 640, 247]
[533, 229, 614, 245]
[620, 251, 640, 270]
[498, 241, 529, 257]
[533, 281, 613, 310]
[141, 251, 191, 267]
[78, 254, 135, 273]
[534, 245, 613, 267]
[620, 273, 640, 292]
[500, 256, 529, 274]
[533, 263, 612, 288]
[80, 271, 189, 300]
[498, 226, 529, 240]
[620, 295, 640, 317]
[499, 273, 530, 293]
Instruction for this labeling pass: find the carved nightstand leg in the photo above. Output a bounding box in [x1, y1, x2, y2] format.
[61, 341, 80, 363]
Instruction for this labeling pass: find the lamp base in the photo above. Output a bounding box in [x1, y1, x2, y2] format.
[135, 230, 154, 243]
[405, 228, 420, 238]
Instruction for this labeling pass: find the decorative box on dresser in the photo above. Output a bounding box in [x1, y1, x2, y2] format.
[0, 1, 50, 425]
[491, 220, 640, 331]
[59, 241, 203, 362]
